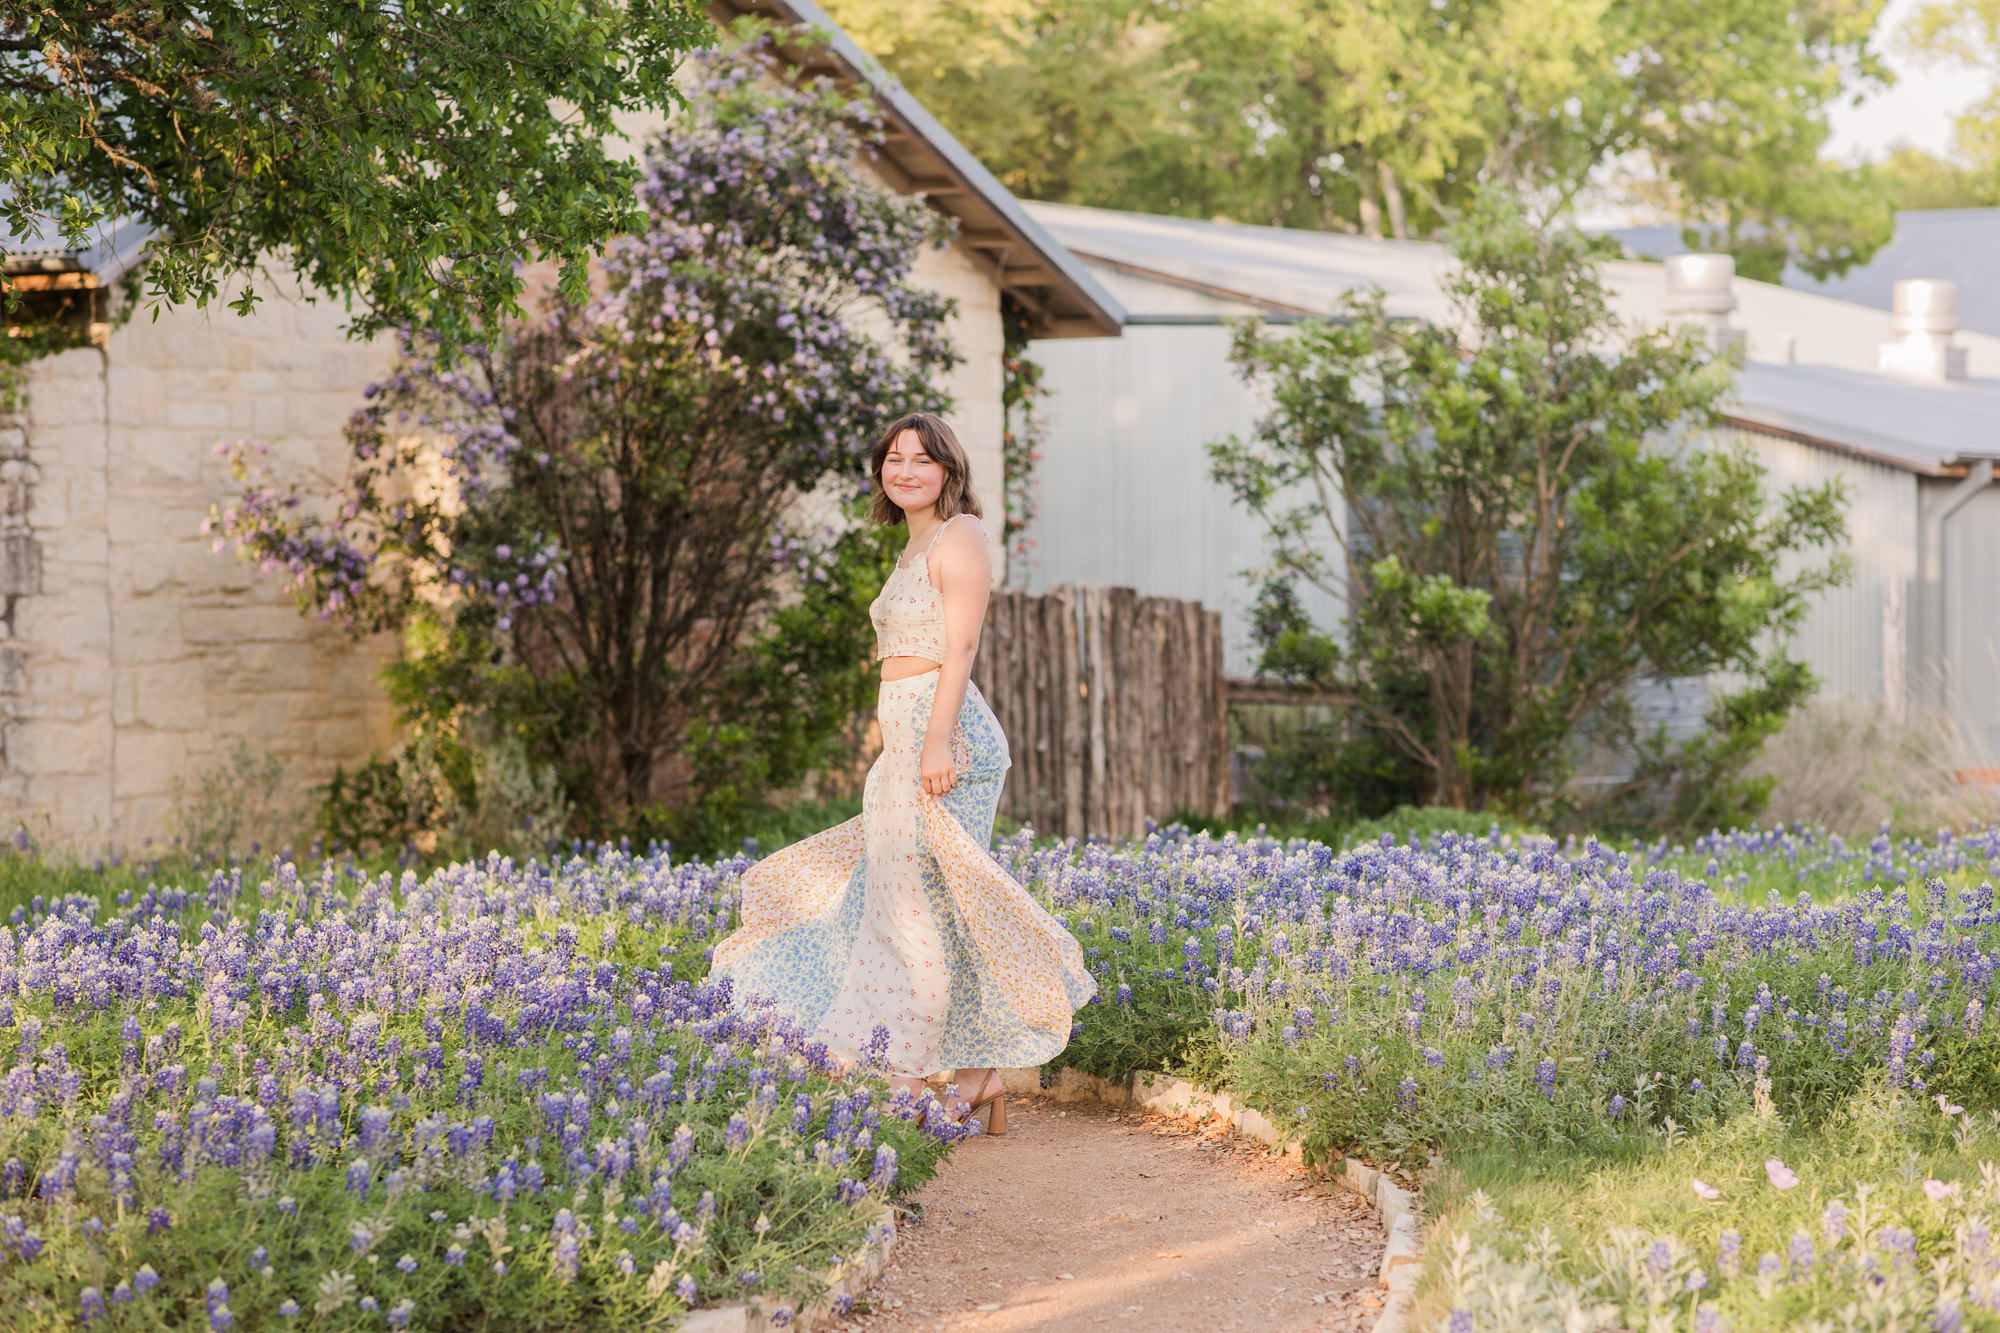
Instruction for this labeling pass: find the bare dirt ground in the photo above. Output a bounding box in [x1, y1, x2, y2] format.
[837, 1097, 1386, 1332]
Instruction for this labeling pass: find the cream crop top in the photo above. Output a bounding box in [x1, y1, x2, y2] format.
[869, 513, 992, 662]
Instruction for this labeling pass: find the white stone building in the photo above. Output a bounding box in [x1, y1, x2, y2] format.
[0, 0, 1122, 850]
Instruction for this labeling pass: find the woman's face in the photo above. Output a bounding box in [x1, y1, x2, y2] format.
[880, 428, 946, 514]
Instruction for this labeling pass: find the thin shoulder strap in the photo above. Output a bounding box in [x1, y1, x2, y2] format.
[923, 511, 977, 556]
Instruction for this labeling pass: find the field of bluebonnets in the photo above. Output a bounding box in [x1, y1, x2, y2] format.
[4, 819, 1998, 1331]
[0, 837, 968, 1332]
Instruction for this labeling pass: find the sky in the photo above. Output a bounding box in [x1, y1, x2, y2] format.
[1823, 0, 1991, 161]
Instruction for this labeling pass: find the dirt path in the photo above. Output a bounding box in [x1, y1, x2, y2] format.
[839, 1098, 1387, 1332]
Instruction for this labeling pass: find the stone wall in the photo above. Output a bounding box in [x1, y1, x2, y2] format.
[4, 279, 401, 850]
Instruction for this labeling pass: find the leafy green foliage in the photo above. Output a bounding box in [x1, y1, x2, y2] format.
[1, 1, 710, 349]
[645, 513, 901, 860]
[1423, 1092, 2000, 1331]
[1901, 0, 2000, 207]
[999, 294, 1049, 569]
[824, 0, 1895, 275]
[1338, 804, 1543, 850]
[1607, 658, 1817, 836]
[1209, 191, 1849, 825]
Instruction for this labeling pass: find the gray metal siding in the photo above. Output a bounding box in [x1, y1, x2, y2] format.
[1941, 483, 2000, 759]
[1025, 323, 1343, 676]
[1712, 425, 1919, 703]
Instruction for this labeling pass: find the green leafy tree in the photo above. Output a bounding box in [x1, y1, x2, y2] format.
[1898, 0, 2000, 203]
[824, 0, 1894, 278]
[1209, 192, 1850, 822]
[1877, 147, 2000, 209]
[1, 0, 709, 347]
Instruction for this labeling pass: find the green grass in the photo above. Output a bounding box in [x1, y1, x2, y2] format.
[1416, 1089, 2000, 1330]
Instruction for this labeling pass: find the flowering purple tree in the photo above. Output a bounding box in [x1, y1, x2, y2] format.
[213, 26, 958, 822]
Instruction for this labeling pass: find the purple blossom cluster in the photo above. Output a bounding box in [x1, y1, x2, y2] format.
[0, 846, 966, 1328]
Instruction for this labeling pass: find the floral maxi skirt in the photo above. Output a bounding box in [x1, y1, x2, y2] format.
[711, 672, 1095, 1077]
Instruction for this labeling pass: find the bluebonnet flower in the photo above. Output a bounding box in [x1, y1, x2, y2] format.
[1822, 1200, 1848, 1246]
[1718, 1231, 1743, 1280]
[1788, 1231, 1815, 1277]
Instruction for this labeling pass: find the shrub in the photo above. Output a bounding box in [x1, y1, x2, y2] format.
[1211, 191, 1849, 821]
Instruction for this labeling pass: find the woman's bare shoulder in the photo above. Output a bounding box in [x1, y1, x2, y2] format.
[931, 513, 993, 580]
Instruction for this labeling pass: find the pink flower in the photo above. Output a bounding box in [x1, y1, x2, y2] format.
[1691, 1179, 1721, 1200]
[1765, 1158, 1799, 1190]
[1936, 1094, 1964, 1117]
[1922, 1179, 1959, 1201]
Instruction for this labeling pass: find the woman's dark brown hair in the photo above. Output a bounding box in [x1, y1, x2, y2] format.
[867, 412, 982, 526]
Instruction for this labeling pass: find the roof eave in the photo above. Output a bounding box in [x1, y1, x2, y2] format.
[1720, 408, 1978, 477]
[708, 0, 1125, 338]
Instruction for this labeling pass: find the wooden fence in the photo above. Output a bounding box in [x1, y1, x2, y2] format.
[972, 584, 1230, 840]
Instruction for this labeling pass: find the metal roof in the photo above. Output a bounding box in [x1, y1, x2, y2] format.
[1608, 209, 2000, 339]
[1729, 363, 2000, 476]
[1025, 200, 1455, 322]
[1026, 201, 2000, 476]
[709, 0, 1124, 337]
[0, 199, 153, 285]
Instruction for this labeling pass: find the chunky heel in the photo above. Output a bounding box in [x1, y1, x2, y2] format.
[959, 1069, 1007, 1136]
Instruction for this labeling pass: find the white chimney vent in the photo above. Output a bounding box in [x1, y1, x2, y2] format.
[1879, 279, 1968, 382]
[1662, 253, 1744, 354]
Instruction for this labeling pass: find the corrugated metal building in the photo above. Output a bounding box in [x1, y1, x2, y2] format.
[1018, 203, 2000, 759]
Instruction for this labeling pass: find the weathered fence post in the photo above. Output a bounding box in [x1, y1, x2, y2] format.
[973, 583, 1227, 840]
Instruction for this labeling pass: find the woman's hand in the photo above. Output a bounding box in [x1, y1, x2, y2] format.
[920, 736, 957, 797]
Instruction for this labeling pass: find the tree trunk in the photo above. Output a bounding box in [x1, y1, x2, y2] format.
[1358, 175, 1384, 240]
[1378, 161, 1409, 240]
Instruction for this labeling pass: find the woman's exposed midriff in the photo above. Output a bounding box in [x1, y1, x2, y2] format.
[880, 656, 942, 682]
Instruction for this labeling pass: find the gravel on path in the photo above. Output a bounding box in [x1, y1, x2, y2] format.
[839, 1097, 1386, 1332]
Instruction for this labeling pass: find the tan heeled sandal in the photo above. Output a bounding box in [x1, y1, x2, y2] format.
[962, 1069, 1007, 1136]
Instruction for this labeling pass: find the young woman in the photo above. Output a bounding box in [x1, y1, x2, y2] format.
[711, 412, 1094, 1133]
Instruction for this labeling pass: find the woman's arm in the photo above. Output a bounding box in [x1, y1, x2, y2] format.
[920, 517, 993, 796]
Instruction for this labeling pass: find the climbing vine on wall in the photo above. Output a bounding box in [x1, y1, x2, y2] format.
[1000, 293, 1049, 579]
